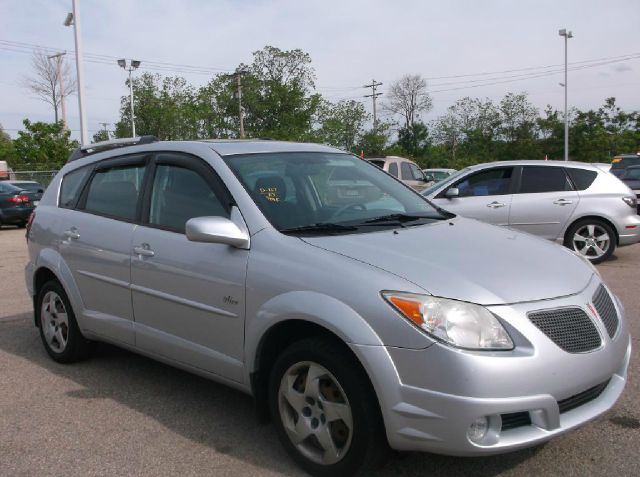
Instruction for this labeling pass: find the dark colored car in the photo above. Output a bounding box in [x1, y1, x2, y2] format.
[610, 154, 640, 177]
[619, 165, 640, 213]
[5, 181, 45, 199]
[0, 182, 38, 228]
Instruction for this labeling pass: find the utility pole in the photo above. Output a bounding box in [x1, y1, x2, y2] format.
[559, 28, 573, 161]
[64, 1, 88, 145]
[235, 68, 248, 139]
[47, 52, 67, 130]
[363, 79, 383, 131]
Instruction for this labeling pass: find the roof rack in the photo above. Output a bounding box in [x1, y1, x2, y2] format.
[67, 136, 159, 162]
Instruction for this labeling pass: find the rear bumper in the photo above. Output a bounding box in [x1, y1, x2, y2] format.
[0, 206, 34, 223]
[616, 212, 640, 246]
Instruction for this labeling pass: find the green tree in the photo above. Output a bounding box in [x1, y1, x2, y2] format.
[397, 121, 430, 158]
[315, 100, 369, 151]
[92, 129, 109, 143]
[357, 124, 390, 157]
[0, 124, 16, 164]
[12, 119, 78, 170]
[497, 92, 540, 160]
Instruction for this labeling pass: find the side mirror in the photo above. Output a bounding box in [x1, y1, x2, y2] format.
[424, 175, 434, 182]
[186, 208, 250, 249]
[444, 187, 459, 199]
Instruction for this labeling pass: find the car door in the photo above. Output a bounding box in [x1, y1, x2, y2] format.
[130, 152, 248, 382]
[430, 166, 515, 225]
[508, 165, 579, 240]
[58, 155, 149, 345]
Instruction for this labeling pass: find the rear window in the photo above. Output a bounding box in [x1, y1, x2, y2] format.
[566, 168, 598, 191]
[612, 156, 640, 169]
[519, 166, 572, 194]
[11, 182, 44, 192]
[368, 160, 384, 168]
[60, 167, 91, 209]
[0, 182, 20, 193]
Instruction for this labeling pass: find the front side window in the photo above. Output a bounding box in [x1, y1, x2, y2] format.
[400, 162, 412, 180]
[409, 163, 425, 181]
[148, 164, 228, 233]
[454, 167, 513, 197]
[224, 152, 446, 233]
[519, 166, 572, 194]
[84, 164, 146, 221]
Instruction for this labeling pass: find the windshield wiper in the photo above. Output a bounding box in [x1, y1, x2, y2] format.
[280, 222, 359, 235]
[359, 213, 432, 226]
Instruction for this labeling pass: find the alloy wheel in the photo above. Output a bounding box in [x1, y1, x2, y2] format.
[278, 361, 353, 465]
[572, 224, 610, 260]
[40, 291, 69, 353]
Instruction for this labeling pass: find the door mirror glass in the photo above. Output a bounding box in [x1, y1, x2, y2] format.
[186, 215, 250, 249]
[445, 187, 459, 198]
[425, 174, 435, 182]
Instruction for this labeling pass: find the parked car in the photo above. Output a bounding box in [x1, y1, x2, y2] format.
[26, 139, 630, 476]
[422, 168, 457, 183]
[619, 165, 640, 213]
[610, 153, 640, 177]
[367, 156, 433, 192]
[423, 160, 640, 263]
[5, 180, 45, 202]
[0, 181, 37, 228]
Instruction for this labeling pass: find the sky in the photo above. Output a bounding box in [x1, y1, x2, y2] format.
[0, 0, 639, 142]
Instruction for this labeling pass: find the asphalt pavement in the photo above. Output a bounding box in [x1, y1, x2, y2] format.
[0, 226, 638, 476]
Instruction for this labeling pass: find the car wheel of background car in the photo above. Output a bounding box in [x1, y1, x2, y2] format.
[37, 280, 94, 363]
[269, 337, 388, 477]
[564, 219, 616, 264]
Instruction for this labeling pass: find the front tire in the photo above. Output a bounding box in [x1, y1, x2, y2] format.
[36, 280, 94, 363]
[269, 337, 388, 477]
[564, 219, 616, 264]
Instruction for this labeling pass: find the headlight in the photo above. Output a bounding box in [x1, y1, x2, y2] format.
[622, 196, 637, 208]
[382, 292, 514, 350]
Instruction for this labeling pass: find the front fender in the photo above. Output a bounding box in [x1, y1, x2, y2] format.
[245, 290, 384, 374]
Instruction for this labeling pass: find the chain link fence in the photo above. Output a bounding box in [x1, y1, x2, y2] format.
[8, 170, 59, 188]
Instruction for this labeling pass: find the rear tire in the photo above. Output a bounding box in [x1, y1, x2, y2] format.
[269, 337, 388, 477]
[36, 280, 94, 363]
[564, 219, 616, 264]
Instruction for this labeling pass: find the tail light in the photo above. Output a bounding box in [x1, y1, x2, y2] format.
[8, 194, 30, 204]
[26, 212, 35, 242]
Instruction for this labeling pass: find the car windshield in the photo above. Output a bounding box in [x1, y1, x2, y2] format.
[421, 168, 469, 196]
[623, 168, 640, 180]
[224, 152, 449, 234]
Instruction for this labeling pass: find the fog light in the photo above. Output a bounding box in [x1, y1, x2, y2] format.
[467, 416, 489, 443]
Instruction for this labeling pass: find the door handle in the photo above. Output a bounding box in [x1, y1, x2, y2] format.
[133, 244, 155, 258]
[64, 228, 80, 240]
[486, 201, 506, 209]
[553, 199, 573, 206]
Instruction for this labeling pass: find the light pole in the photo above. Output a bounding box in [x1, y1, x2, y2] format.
[118, 59, 141, 137]
[559, 28, 573, 161]
[64, 1, 88, 145]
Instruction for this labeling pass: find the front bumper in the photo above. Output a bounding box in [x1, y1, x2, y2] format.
[352, 277, 631, 455]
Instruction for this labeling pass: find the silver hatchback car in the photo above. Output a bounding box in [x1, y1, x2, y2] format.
[26, 139, 630, 476]
[422, 160, 640, 263]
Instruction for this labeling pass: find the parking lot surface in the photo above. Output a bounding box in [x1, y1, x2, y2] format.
[1, 226, 638, 476]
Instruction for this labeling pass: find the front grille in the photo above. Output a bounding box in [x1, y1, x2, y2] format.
[528, 308, 601, 353]
[592, 285, 619, 338]
[558, 379, 610, 414]
[501, 412, 532, 430]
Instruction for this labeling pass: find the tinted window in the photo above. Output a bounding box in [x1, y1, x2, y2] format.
[454, 168, 513, 197]
[388, 163, 398, 177]
[566, 168, 598, 190]
[60, 167, 90, 208]
[0, 182, 20, 193]
[519, 166, 572, 194]
[624, 168, 640, 180]
[400, 162, 412, 180]
[409, 163, 425, 180]
[84, 164, 146, 220]
[149, 165, 228, 233]
[369, 160, 385, 168]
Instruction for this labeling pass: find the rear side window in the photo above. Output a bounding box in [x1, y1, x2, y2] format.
[388, 162, 398, 177]
[60, 167, 90, 208]
[566, 168, 598, 190]
[519, 166, 572, 194]
[84, 164, 146, 221]
[149, 164, 229, 233]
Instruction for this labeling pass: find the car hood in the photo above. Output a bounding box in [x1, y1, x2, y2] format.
[301, 217, 593, 305]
